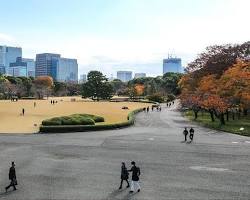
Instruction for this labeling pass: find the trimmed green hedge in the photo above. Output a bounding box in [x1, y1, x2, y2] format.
[41, 114, 104, 126]
[39, 108, 143, 133]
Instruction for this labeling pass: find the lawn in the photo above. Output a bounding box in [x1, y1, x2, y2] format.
[0, 97, 150, 134]
[185, 110, 250, 136]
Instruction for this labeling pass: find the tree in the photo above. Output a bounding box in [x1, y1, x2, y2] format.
[33, 76, 54, 99]
[110, 79, 126, 95]
[53, 81, 68, 96]
[81, 71, 113, 100]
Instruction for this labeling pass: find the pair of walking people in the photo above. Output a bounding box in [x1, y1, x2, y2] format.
[183, 127, 195, 142]
[119, 161, 141, 193]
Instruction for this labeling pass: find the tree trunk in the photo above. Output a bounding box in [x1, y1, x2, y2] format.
[243, 109, 248, 116]
[194, 110, 198, 120]
[209, 110, 215, 122]
[220, 113, 225, 125]
[232, 112, 235, 120]
[226, 110, 229, 121]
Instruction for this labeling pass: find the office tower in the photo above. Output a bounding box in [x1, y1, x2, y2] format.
[163, 57, 183, 74]
[52, 58, 78, 83]
[22, 58, 35, 77]
[9, 57, 35, 77]
[35, 53, 61, 77]
[0, 45, 22, 74]
[117, 71, 132, 82]
[79, 74, 87, 83]
[134, 73, 146, 79]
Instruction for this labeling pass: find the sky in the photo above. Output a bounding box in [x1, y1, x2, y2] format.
[0, 0, 249, 77]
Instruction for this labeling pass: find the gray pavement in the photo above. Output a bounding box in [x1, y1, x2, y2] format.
[0, 103, 250, 200]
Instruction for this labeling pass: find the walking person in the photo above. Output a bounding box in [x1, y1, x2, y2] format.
[128, 161, 141, 193]
[189, 127, 194, 142]
[183, 127, 188, 142]
[119, 162, 130, 190]
[5, 162, 17, 192]
[22, 108, 25, 116]
[34, 102, 36, 108]
[147, 107, 149, 113]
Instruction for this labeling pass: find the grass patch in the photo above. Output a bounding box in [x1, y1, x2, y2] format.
[185, 110, 250, 136]
[42, 114, 104, 126]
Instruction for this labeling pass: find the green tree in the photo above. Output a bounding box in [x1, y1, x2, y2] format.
[81, 71, 113, 100]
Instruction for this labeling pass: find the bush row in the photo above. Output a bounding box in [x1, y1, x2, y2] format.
[39, 108, 143, 133]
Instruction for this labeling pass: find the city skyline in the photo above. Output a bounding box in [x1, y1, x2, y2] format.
[0, 0, 249, 77]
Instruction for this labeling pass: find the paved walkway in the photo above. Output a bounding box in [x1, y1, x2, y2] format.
[0, 103, 249, 199]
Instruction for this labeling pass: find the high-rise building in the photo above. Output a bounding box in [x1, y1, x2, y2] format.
[0, 45, 22, 74]
[79, 74, 87, 83]
[52, 58, 78, 83]
[117, 71, 132, 82]
[134, 73, 146, 79]
[35, 53, 61, 77]
[163, 57, 183, 74]
[36, 53, 78, 82]
[9, 57, 35, 77]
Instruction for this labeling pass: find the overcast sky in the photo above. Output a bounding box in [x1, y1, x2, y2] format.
[0, 0, 249, 77]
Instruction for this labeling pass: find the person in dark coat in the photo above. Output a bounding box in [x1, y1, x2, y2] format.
[22, 108, 25, 116]
[189, 127, 194, 142]
[119, 162, 130, 189]
[5, 162, 17, 192]
[128, 161, 141, 193]
[183, 127, 188, 142]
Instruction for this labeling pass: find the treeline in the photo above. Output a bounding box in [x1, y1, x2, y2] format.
[81, 71, 183, 102]
[0, 70, 183, 102]
[179, 41, 250, 125]
[0, 75, 80, 99]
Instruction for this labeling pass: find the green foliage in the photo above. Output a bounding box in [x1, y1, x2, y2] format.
[185, 110, 250, 136]
[82, 71, 113, 100]
[147, 93, 165, 103]
[40, 109, 143, 133]
[42, 114, 104, 126]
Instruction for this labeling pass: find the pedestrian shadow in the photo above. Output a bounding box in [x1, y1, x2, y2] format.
[107, 188, 129, 200]
[180, 141, 186, 143]
[186, 141, 193, 144]
[0, 190, 16, 197]
[121, 191, 137, 200]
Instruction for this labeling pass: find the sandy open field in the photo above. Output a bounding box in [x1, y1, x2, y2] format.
[0, 97, 150, 134]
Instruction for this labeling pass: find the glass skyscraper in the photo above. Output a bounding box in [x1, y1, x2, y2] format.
[35, 53, 61, 77]
[35, 53, 78, 83]
[163, 58, 183, 74]
[117, 71, 133, 82]
[0, 45, 22, 74]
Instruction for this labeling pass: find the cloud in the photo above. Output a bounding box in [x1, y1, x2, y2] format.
[0, 33, 16, 43]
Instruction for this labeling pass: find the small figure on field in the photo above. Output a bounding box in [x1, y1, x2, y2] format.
[50, 100, 52, 104]
[34, 102, 36, 108]
[22, 108, 25, 116]
[146, 107, 149, 113]
[189, 127, 194, 142]
[119, 162, 130, 190]
[183, 127, 188, 142]
[5, 161, 17, 192]
[128, 161, 141, 193]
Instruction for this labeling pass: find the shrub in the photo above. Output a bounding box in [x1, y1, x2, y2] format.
[40, 108, 143, 133]
[42, 114, 100, 126]
[147, 93, 164, 103]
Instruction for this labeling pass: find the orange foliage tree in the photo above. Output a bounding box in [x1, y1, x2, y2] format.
[33, 76, 54, 99]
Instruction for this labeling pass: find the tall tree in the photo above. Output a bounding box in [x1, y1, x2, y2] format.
[82, 71, 113, 100]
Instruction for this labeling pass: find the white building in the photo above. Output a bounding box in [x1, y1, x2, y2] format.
[134, 73, 146, 79]
[117, 71, 132, 82]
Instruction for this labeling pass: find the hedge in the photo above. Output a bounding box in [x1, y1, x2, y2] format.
[41, 114, 104, 126]
[39, 108, 143, 133]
